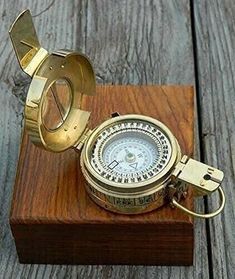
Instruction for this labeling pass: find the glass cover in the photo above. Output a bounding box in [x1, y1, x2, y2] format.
[90, 120, 172, 184]
[41, 78, 72, 131]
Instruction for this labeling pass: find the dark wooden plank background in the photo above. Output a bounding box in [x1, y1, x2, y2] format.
[0, 0, 233, 278]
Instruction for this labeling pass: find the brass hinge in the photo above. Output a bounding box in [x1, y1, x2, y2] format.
[74, 129, 93, 151]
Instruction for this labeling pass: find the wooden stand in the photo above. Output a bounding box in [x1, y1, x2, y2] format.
[10, 85, 194, 265]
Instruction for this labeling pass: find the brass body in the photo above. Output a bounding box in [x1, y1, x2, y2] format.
[80, 114, 182, 214]
[9, 10, 225, 219]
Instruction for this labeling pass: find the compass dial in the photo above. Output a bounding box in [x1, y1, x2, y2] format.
[90, 119, 172, 184]
[103, 132, 159, 175]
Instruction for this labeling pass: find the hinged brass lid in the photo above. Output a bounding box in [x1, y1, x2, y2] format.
[9, 10, 96, 152]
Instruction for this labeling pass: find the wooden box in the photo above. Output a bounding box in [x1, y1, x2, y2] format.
[10, 85, 194, 265]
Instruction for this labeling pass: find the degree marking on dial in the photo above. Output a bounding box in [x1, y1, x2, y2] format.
[129, 162, 138, 170]
[107, 160, 119, 170]
[90, 120, 172, 184]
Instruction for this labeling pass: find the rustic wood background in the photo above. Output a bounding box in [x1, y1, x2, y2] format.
[0, 0, 234, 278]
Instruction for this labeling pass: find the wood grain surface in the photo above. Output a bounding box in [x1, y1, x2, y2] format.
[11, 85, 194, 265]
[0, 0, 232, 278]
[193, 1, 235, 279]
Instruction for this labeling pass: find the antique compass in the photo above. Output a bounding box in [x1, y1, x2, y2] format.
[9, 10, 225, 218]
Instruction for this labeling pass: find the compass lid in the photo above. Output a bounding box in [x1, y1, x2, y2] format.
[9, 10, 96, 152]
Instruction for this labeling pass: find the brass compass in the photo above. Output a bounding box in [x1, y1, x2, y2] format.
[9, 10, 225, 218]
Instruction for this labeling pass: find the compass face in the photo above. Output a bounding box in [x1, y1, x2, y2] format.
[90, 119, 172, 184]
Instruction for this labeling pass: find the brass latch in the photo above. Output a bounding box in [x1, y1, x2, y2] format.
[170, 155, 225, 218]
[171, 155, 224, 196]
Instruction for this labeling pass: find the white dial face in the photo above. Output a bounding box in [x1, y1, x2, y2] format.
[103, 132, 159, 175]
[90, 120, 172, 184]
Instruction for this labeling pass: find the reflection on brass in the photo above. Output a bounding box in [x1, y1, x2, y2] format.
[9, 10, 95, 152]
